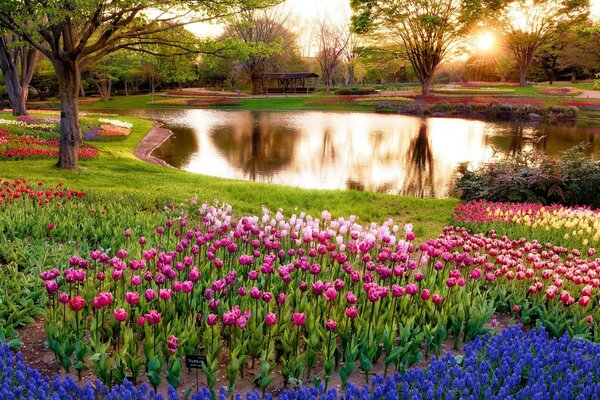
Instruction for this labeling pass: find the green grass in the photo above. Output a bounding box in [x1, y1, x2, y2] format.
[0, 113, 457, 239]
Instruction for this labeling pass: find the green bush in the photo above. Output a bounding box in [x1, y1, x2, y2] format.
[454, 144, 600, 207]
[335, 87, 377, 95]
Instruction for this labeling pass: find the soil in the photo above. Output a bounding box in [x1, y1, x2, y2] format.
[16, 312, 520, 397]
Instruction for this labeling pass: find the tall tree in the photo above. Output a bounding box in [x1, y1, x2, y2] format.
[0, 0, 280, 169]
[499, 0, 589, 86]
[351, 0, 503, 95]
[315, 21, 349, 91]
[224, 9, 293, 95]
[0, 34, 37, 115]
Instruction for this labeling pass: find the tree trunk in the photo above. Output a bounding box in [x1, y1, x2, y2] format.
[347, 64, 355, 86]
[251, 78, 261, 95]
[52, 57, 81, 170]
[571, 70, 576, 83]
[519, 68, 527, 86]
[421, 77, 433, 95]
[0, 36, 33, 116]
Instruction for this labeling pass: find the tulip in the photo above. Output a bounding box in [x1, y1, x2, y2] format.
[45, 280, 57, 294]
[578, 296, 590, 307]
[159, 289, 172, 301]
[325, 319, 337, 331]
[265, 312, 277, 326]
[58, 292, 69, 304]
[114, 308, 127, 322]
[137, 316, 146, 326]
[144, 289, 156, 302]
[125, 291, 139, 305]
[69, 296, 85, 312]
[345, 306, 358, 319]
[207, 314, 218, 326]
[291, 312, 306, 326]
[420, 289, 431, 301]
[167, 335, 179, 356]
[432, 294, 443, 305]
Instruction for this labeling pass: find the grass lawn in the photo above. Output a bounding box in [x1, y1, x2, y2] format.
[0, 112, 457, 239]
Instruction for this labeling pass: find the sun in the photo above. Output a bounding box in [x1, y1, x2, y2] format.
[475, 32, 495, 51]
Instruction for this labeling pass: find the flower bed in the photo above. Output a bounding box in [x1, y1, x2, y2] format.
[538, 86, 582, 96]
[0, 178, 87, 206]
[0, 129, 99, 160]
[186, 98, 241, 107]
[453, 200, 600, 248]
[2, 326, 599, 399]
[37, 200, 600, 395]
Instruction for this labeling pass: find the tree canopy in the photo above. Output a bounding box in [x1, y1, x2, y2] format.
[350, 0, 505, 94]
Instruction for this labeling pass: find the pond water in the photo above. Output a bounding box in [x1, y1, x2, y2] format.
[118, 109, 600, 198]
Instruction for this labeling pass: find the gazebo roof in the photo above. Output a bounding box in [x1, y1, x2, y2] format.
[263, 72, 319, 79]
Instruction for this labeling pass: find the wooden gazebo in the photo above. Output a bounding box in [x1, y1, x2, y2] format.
[261, 72, 319, 94]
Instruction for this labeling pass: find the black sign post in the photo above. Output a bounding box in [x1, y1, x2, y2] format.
[185, 355, 207, 369]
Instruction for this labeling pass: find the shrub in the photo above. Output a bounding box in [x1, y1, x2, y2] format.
[454, 144, 600, 207]
[334, 87, 377, 95]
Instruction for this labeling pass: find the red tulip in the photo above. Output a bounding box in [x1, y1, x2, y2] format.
[69, 296, 85, 312]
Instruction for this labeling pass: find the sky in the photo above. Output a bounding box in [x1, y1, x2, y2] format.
[188, 0, 600, 53]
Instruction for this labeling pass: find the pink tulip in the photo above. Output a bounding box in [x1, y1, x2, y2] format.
[207, 314, 218, 326]
[432, 294, 443, 305]
[137, 316, 146, 326]
[579, 296, 591, 307]
[159, 289, 172, 301]
[125, 291, 139, 305]
[45, 280, 57, 294]
[420, 289, 431, 300]
[345, 306, 358, 319]
[114, 308, 127, 322]
[291, 312, 306, 326]
[182, 281, 193, 294]
[144, 289, 156, 302]
[167, 335, 179, 355]
[265, 312, 277, 326]
[325, 319, 337, 331]
[58, 292, 69, 304]
[144, 309, 161, 325]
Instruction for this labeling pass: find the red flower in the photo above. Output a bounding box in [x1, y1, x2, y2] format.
[69, 296, 85, 312]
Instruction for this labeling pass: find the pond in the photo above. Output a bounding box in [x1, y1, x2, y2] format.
[119, 109, 600, 198]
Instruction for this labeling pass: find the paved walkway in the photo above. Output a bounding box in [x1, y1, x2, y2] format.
[133, 122, 174, 167]
[577, 89, 600, 99]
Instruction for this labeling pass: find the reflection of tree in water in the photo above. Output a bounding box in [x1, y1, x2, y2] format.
[210, 111, 298, 181]
[151, 127, 199, 168]
[402, 123, 435, 198]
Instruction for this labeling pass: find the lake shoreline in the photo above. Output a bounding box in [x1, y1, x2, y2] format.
[133, 121, 174, 167]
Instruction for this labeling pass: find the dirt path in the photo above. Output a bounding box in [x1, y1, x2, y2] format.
[134, 122, 174, 167]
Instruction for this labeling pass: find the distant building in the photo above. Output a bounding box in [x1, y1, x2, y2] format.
[261, 72, 319, 94]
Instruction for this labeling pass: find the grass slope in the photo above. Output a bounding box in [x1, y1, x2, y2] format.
[0, 114, 457, 239]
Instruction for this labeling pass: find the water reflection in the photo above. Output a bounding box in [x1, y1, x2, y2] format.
[116, 109, 599, 198]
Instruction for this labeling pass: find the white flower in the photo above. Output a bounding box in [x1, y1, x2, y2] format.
[98, 118, 133, 129]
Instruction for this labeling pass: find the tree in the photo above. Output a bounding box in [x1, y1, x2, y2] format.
[351, 0, 503, 95]
[316, 21, 349, 91]
[0, 34, 37, 115]
[0, 0, 280, 169]
[343, 32, 360, 86]
[499, 0, 589, 86]
[224, 9, 292, 95]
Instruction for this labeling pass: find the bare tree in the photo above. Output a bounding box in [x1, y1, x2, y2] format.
[0, 34, 37, 116]
[316, 21, 349, 91]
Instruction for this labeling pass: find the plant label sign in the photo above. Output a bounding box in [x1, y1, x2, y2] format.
[185, 355, 207, 369]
